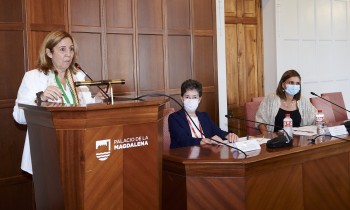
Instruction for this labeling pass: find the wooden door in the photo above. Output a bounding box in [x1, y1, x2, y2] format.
[225, 0, 263, 136]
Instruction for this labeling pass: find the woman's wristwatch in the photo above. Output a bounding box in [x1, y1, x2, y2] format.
[35, 91, 45, 103]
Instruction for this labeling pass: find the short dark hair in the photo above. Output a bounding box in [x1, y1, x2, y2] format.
[181, 79, 202, 97]
[276, 69, 301, 100]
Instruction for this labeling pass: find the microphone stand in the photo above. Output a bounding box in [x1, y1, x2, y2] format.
[308, 134, 350, 143]
[310, 92, 350, 113]
[74, 63, 110, 102]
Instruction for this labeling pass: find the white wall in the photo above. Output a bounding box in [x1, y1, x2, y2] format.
[218, 0, 350, 126]
[217, 0, 229, 129]
[263, 0, 350, 118]
[262, 0, 278, 94]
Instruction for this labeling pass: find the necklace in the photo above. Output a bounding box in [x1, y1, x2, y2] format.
[282, 99, 296, 107]
[55, 74, 77, 105]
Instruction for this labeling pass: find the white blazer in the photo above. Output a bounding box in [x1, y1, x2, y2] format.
[13, 69, 98, 174]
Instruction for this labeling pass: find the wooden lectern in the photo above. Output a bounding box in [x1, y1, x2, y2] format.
[20, 99, 165, 210]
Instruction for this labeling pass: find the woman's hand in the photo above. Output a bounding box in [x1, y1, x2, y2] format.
[200, 135, 224, 145]
[225, 133, 238, 143]
[42, 86, 62, 101]
[95, 86, 110, 101]
[258, 124, 268, 136]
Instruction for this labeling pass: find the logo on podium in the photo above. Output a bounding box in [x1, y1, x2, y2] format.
[96, 139, 111, 161]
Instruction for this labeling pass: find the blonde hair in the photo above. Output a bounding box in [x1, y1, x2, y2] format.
[37, 30, 79, 75]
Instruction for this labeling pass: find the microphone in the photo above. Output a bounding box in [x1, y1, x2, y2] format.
[225, 113, 293, 148]
[310, 92, 350, 113]
[74, 63, 110, 100]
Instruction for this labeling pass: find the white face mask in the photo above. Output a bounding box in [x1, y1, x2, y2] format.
[183, 99, 199, 112]
[285, 84, 300, 96]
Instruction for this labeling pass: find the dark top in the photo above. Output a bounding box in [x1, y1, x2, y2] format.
[274, 108, 302, 132]
[168, 109, 228, 149]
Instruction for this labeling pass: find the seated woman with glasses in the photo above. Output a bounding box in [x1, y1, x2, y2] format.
[168, 79, 238, 148]
[256, 69, 317, 135]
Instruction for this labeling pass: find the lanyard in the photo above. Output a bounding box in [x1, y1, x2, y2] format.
[186, 115, 204, 138]
[55, 74, 77, 105]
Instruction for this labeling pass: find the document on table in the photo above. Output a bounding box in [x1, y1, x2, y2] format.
[233, 136, 270, 145]
[293, 126, 317, 136]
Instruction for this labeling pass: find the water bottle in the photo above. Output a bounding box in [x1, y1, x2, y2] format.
[283, 113, 293, 138]
[315, 110, 325, 135]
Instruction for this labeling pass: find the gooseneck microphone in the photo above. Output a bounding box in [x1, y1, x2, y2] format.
[310, 92, 350, 113]
[225, 113, 293, 148]
[74, 63, 110, 100]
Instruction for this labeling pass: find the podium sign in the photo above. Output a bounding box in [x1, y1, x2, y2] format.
[20, 100, 165, 210]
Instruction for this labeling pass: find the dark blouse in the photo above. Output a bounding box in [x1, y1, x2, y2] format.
[274, 108, 302, 132]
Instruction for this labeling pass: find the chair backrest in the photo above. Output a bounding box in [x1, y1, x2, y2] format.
[251, 96, 264, 102]
[321, 92, 348, 122]
[163, 108, 175, 151]
[310, 96, 336, 123]
[244, 101, 262, 136]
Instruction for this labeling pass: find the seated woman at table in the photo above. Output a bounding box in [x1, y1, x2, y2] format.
[168, 79, 238, 148]
[256, 69, 317, 135]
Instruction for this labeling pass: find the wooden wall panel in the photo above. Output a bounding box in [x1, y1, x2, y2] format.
[139, 35, 164, 92]
[0, 0, 22, 22]
[0, 0, 35, 209]
[106, 0, 133, 28]
[138, 0, 163, 30]
[193, 36, 215, 86]
[198, 92, 216, 117]
[168, 35, 191, 90]
[192, 0, 214, 30]
[28, 31, 48, 69]
[107, 34, 135, 94]
[0, 175, 35, 210]
[72, 33, 103, 80]
[0, 108, 27, 176]
[167, 0, 190, 30]
[71, 0, 100, 27]
[0, 31, 25, 99]
[27, 0, 67, 70]
[29, 0, 65, 25]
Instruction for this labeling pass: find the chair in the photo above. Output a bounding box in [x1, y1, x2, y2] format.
[163, 107, 175, 151]
[251, 96, 264, 102]
[321, 92, 348, 122]
[244, 101, 262, 136]
[310, 96, 336, 123]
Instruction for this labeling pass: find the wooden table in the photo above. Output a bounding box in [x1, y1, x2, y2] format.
[162, 134, 350, 210]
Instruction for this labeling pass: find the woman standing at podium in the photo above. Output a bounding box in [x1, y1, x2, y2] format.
[168, 79, 238, 148]
[13, 31, 105, 174]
